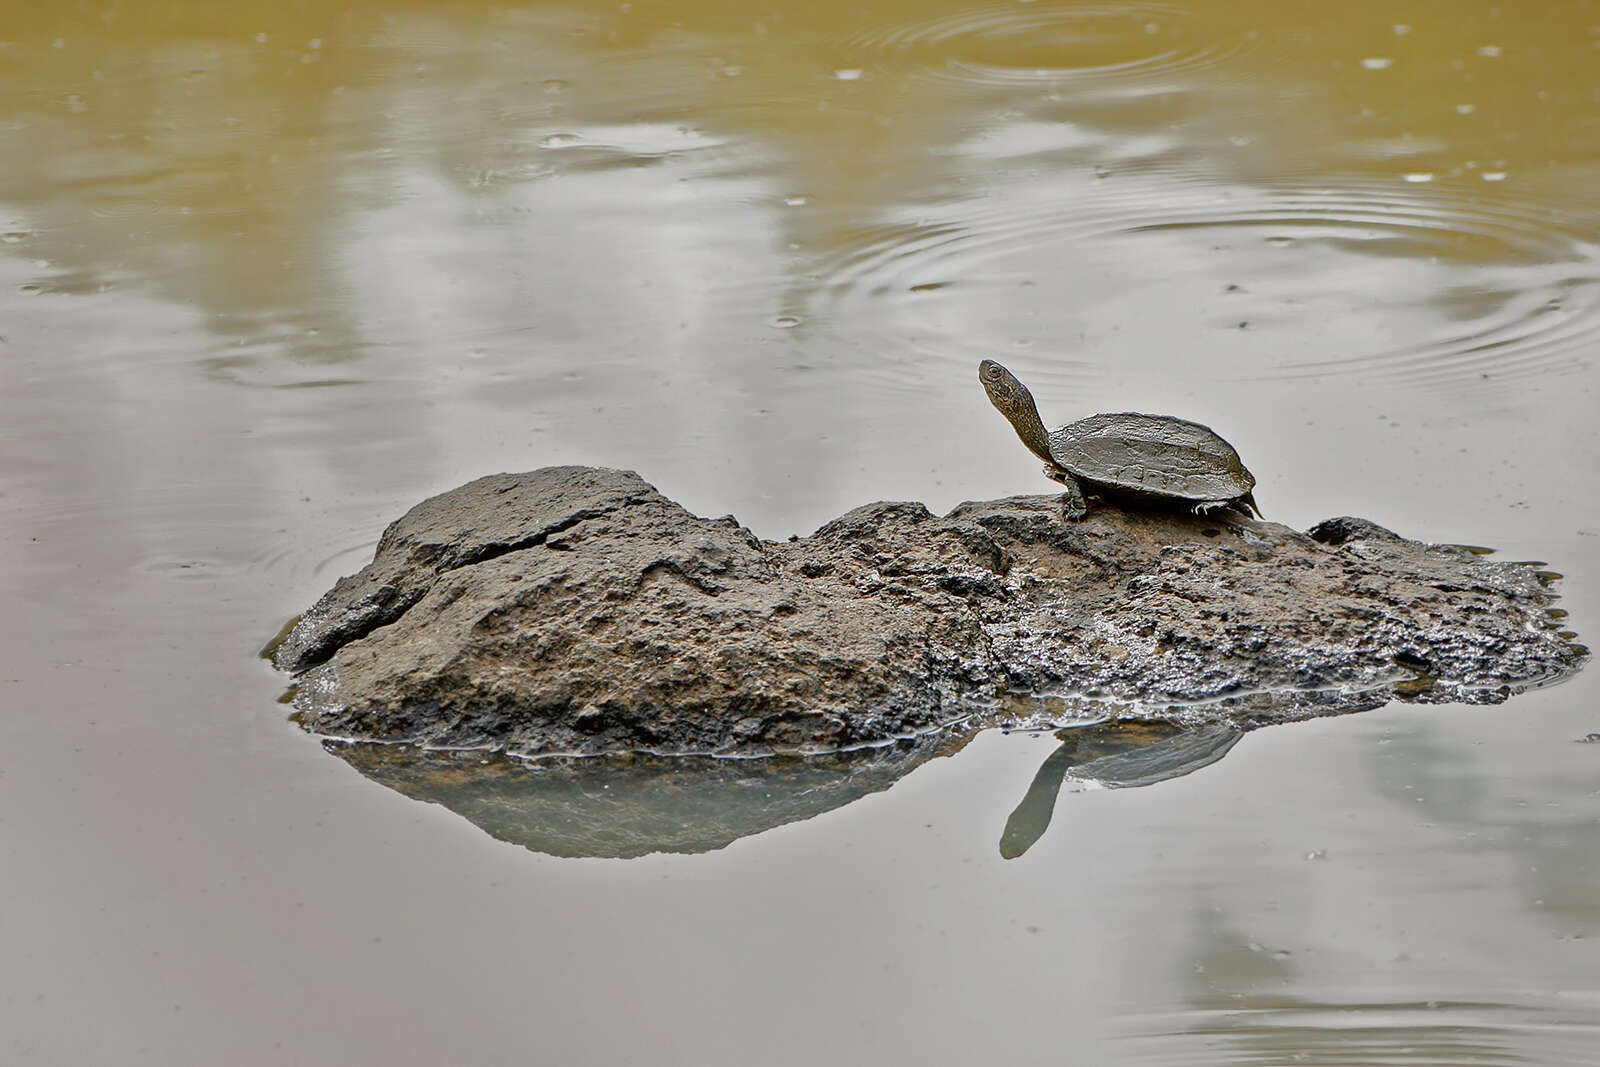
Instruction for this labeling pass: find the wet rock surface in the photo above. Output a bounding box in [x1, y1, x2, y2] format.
[274, 466, 1586, 757]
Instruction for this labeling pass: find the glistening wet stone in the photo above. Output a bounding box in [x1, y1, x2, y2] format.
[273, 466, 1586, 757]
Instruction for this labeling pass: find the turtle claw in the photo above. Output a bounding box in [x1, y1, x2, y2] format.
[1192, 497, 1259, 519]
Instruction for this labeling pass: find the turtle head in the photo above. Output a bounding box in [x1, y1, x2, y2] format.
[979, 360, 1054, 465]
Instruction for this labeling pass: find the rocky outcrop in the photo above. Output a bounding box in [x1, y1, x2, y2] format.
[273, 466, 1585, 758]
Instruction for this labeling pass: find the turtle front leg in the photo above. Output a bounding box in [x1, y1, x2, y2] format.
[1042, 464, 1089, 521]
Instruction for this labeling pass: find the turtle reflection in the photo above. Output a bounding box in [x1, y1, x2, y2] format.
[999, 722, 1244, 859]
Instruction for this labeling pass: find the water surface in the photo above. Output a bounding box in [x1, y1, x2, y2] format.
[3, 1, 1599, 1064]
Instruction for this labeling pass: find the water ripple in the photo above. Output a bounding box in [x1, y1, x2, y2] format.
[846, 1, 1253, 87]
[808, 174, 1600, 392]
[1122, 997, 1600, 1067]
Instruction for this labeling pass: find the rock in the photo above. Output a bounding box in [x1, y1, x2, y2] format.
[273, 466, 1586, 757]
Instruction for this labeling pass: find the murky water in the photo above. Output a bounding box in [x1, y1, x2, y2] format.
[3, 1, 1599, 1063]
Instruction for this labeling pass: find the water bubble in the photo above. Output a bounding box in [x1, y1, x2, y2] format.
[834, 68, 863, 81]
[1392, 24, 1412, 36]
[539, 133, 583, 149]
[1402, 172, 1434, 183]
[251, 32, 269, 44]
[1477, 45, 1502, 57]
[1481, 171, 1508, 181]
[771, 315, 802, 329]
[542, 79, 568, 92]
[1304, 849, 1327, 860]
[1265, 236, 1293, 247]
[1361, 57, 1394, 70]
[1, 232, 29, 244]
[1455, 103, 1476, 115]
[784, 195, 811, 207]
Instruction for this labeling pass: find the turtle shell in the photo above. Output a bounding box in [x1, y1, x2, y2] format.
[1047, 412, 1255, 502]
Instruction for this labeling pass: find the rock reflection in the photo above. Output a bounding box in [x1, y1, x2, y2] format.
[327, 732, 969, 859]
[1000, 722, 1242, 858]
[327, 718, 1252, 860]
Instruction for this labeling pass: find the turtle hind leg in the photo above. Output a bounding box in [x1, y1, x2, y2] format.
[1042, 465, 1089, 521]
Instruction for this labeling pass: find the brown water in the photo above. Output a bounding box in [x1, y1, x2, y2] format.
[4, 1, 1600, 1063]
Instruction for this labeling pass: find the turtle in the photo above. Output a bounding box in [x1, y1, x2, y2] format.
[978, 359, 1261, 520]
